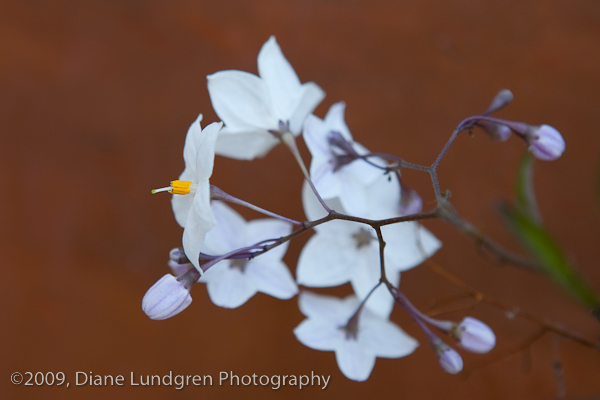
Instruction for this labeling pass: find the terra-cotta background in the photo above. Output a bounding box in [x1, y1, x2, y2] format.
[2, 1, 600, 399]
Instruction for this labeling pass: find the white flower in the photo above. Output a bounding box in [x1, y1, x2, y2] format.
[303, 102, 384, 216]
[297, 182, 441, 318]
[198, 201, 298, 308]
[294, 291, 418, 381]
[142, 274, 193, 320]
[207, 36, 325, 160]
[153, 114, 223, 272]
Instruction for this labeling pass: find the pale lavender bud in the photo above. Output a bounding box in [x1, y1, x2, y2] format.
[478, 120, 512, 142]
[399, 187, 423, 215]
[169, 247, 189, 264]
[484, 89, 513, 115]
[168, 259, 193, 276]
[434, 340, 463, 374]
[526, 124, 565, 160]
[451, 317, 496, 354]
[142, 274, 192, 320]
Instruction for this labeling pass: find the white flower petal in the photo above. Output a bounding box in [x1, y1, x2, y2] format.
[358, 316, 418, 358]
[182, 114, 203, 176]
[205, 264, 258, 308]
[245, 259, 298, 299]
[383, 222, 441, 271]
[171, 190, 194, 228]
[335, 339, 376, 382]
[194, 122, 222, 180]
[294, 319, 344, 351]
[201, 201, 247, 255]
[298, 292, 357, 325]
[323, 101, 352, 141]
[182, 182, 215, 272]
[288, 82, 325, 134]
[303, 114, 331, 159]
[207, 70, 276, 131]
[257, 36, 302, 120]
[297, 234, 356, 287]
[214, 128, 280, 160]
[246, 218, 291, 261]
[350, 259, 398, 319]
[301, 180, 345, 221]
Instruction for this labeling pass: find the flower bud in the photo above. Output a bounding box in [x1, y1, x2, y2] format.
[169, 247, 189, 264]
[434, 340, 463, 374]
[142, 274, 192, 320]
[451, 317, 496, 354]
[526, 124, 565, 161]
[478, 120, 512, 142]
[484, 89, 513, 115]
[399, 187, 423, 215]
[168, 259, 193, 276]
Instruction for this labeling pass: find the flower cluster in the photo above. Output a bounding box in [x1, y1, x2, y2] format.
[143, 36, 564, 380]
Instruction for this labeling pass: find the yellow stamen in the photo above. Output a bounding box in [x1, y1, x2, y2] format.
[151, 180, 193, 195]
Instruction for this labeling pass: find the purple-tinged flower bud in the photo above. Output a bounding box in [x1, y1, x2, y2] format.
[142, 271, 199, 320]
[526, 124, 565, 161]
[169, 247, 189, 264]
[478, 120, 512, 142]
[399, 187, 423, 215]
[484, 89, 513, 115]
[168, 259, 193, 276]
[451, 317, 496, 354]
[433, 340, 463, 374]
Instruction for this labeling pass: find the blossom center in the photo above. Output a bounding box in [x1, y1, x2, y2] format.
[352, 228, 373, 249]
[151, 180, 195, 195]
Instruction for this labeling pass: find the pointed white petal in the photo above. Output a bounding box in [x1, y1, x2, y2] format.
[296, 234, 356, 287]
[246, 259, 298, 299]
[324, 101, 353, 141]
[201, 201, 247, 255]
[182, 114, 203, 176]
[288, 82, 325, 134]
[246, 218, 291, 261]
[298, 291, 357, 325]
[383, 222, 441, 271]
[294, 319, 344, 351]
[303, 114, 331, 159]
[205, 264, 257, 308]
[207, 70, 276, 131]
[301, 181, 346, 221]
[257, 36, 302, 120]
[335, 339, 376, 381]
[358, 316, 418, 358]
[214, 128, 280, 160]
[195, 122, 222, 180]
[171, 190, 194, 228]
[182, 182, 215, 271]
[350, 257, 397, 319]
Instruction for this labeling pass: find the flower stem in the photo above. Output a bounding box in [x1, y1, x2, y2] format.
[210, 185, 303, 226]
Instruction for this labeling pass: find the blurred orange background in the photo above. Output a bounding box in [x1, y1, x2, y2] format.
[2, 1, 600, 399]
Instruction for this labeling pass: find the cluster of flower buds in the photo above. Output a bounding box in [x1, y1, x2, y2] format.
[142, 35, 557, 381]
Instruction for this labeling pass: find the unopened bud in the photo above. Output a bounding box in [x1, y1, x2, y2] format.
[142, 274, 194, 320]
[434, 340, 463, 374]
[451, 317, 496, 354]
[526, 124, 565, 161]
[168, 259, 193, 276]
[484, 89, 514, 115]
[478, 120, 512, 142]
[399, 187, 423, 215]
[169, 247, 189, 264]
